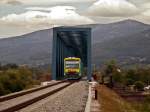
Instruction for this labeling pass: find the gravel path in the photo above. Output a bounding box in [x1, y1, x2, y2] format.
[18, 81, 88, 112]
[0, 82, 69, 111]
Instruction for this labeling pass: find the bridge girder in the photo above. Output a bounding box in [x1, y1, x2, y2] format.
[52, 27, 91, 80]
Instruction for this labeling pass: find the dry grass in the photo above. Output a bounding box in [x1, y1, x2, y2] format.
[132, 97, 150, 112]
[97, 85, 137, 112]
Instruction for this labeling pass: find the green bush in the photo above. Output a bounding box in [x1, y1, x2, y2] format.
[112, 72, 124, 83]
[125, 78, 134, 86]
[0, 83, 5, 95]
[0, 65, 40, 96]
[134, 81, 144, 91]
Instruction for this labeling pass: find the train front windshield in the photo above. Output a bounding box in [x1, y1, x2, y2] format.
[65, 61, 79, 69]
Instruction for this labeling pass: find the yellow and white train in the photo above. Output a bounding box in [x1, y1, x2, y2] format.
[64, 57, 82, 79]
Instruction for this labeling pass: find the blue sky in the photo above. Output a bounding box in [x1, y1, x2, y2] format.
[0, 0, 150, 38]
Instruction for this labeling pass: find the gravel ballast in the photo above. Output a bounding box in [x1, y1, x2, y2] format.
[19, 81, 88, 112]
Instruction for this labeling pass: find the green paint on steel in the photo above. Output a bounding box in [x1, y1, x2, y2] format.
[52, 27, 91, 80]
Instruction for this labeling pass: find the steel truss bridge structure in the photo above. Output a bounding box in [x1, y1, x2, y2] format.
[52, 27, 91, 80]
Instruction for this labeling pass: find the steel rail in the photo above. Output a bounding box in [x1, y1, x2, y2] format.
[0, 80, 67, 102]
[0, 81, 74, 112]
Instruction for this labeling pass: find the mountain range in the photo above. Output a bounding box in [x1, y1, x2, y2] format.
[0, 20, 150, 67]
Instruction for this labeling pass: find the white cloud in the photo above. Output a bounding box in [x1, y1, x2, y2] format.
[142, 10, 150, 17]
[0, 0, 22, 5]
[128, 0, 150, 5]
[20, 0, 96, 5]
[87, 0, 140, 17]
[0, 0, 96, 5]
[1, 0, 150, 38]
[129, 8, 150, 25]
[0, 6, 94, 27]
[140, 3, 150, 10]
[26, 7, 52, 11]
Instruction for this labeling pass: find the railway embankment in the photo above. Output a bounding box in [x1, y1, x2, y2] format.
[96, 85, 137, 112]
[19, 81, 88, 112]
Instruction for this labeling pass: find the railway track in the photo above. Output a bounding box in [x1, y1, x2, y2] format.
[0, 80, 75, 112]
[0, 80, 66, 102]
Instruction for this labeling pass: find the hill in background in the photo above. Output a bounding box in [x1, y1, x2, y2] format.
[0, 20, 150, 67]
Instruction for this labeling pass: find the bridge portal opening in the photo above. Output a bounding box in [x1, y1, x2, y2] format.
[52, 27, 91, 80]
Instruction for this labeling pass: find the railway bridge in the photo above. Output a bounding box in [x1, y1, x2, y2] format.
[52, 27, 92, 80]
[0, 27, 95, 112]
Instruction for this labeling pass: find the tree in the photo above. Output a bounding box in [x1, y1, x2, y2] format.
[0, 82, 5, 95]
[134, 81, 144, 91]
[104, 60, 118, 87]
[105, 60, 117, 75]
[125, 69, 138, 83]
[2, 63, 18, 70]
[112, 72, 124, 83]
[0, 65, 40, 96]
[0, 62, 2, 70]
[125, 78, 134, 86]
